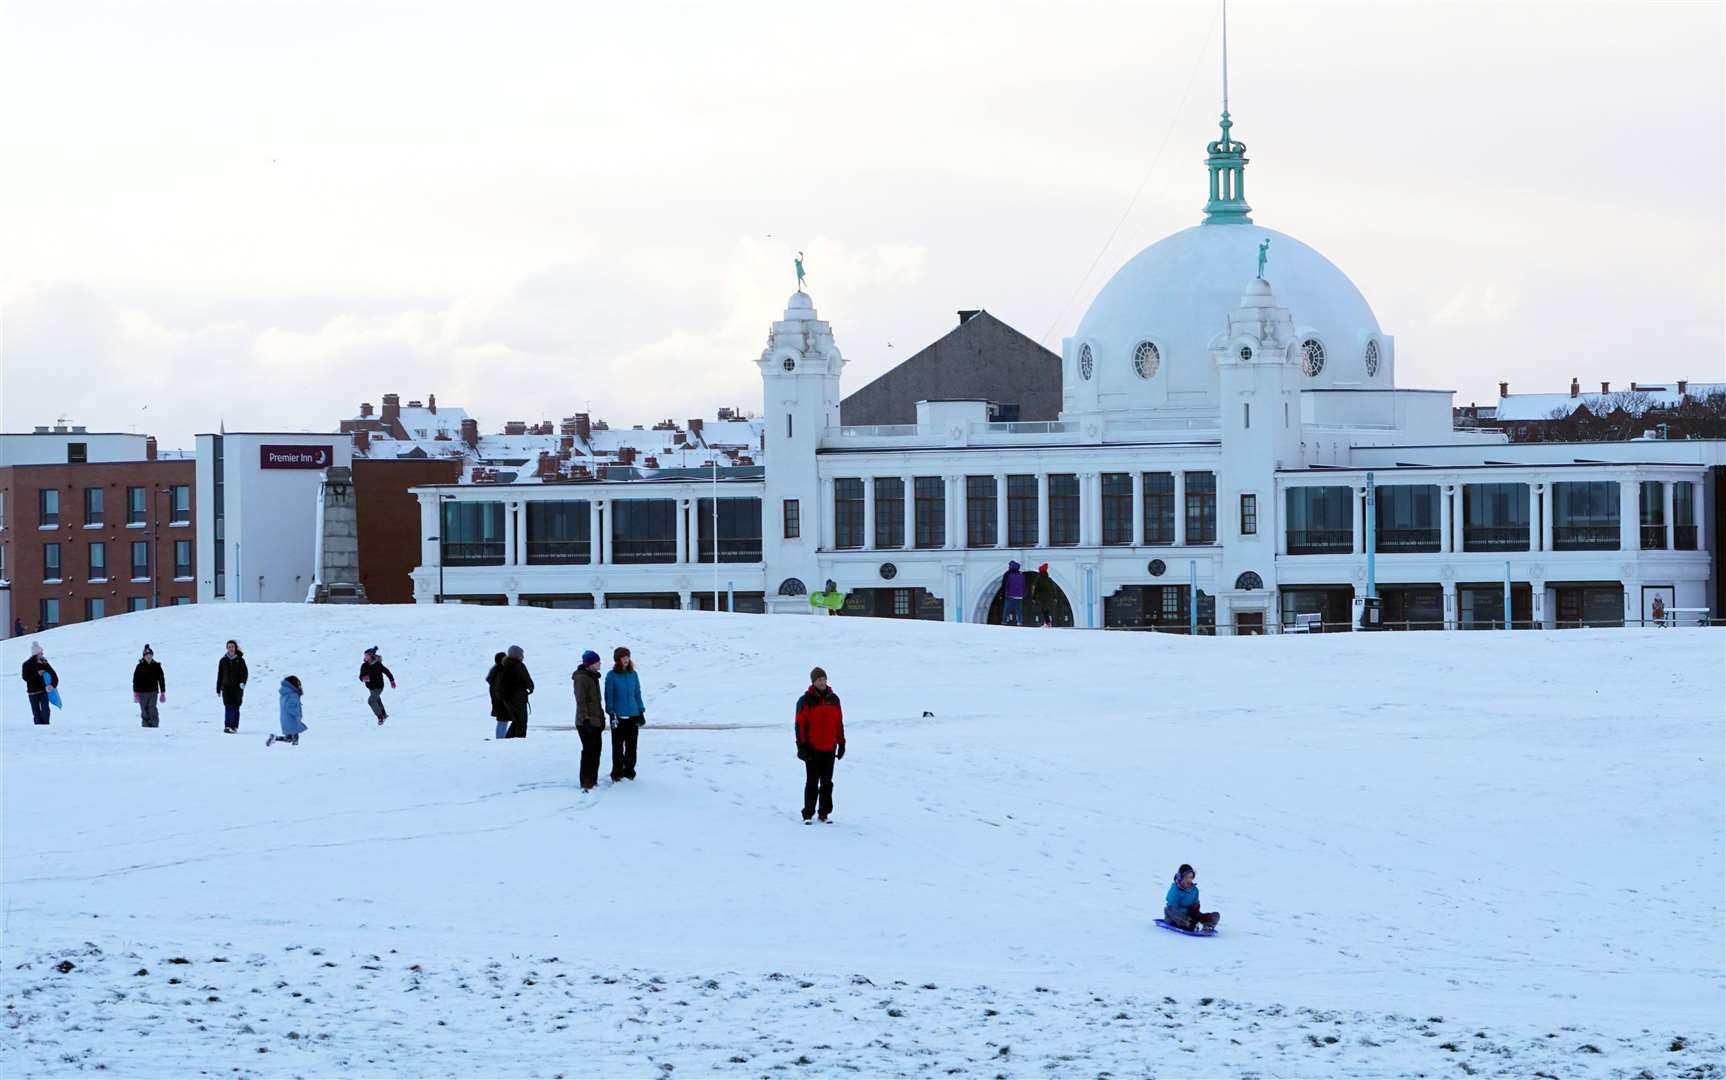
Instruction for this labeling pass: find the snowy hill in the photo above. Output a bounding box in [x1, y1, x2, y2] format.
[3, 605, 1722, 1077]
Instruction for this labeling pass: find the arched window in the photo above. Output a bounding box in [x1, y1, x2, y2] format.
[1234, 571, 1263, 591]
[1364, 339, 1380, 377]
[1300, 339, 1326, 377]
[1078, 344, 1094, 381]
[1133, 341, 1161, 379]
[777, 578, 807, 596]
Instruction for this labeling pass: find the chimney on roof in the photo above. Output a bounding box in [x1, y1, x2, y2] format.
[72, 425, 86, 433]
[381, 393, 401, 427]
[1498, 381, 1508, 398]
[427, 394, 437, 415]
[1678, 379, 1688, 396]
[145, 436, 158, 461]
[958, 309, 981, 325]
[460, 418, 479, 448]
[575, 413, 592, 442]
[688, 418, 704, 435]
[360, 402, 374, 418]
[1601, 381, 1610, 394]
[33, 425, 48, 433]
[1570, 378, 1580, 398]
[353, 429, 371, 455]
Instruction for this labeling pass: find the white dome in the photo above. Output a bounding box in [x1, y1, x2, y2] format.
[1070, 224, 1386, 409]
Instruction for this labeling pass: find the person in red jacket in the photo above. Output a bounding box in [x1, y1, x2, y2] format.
[794, 666, 846, 823]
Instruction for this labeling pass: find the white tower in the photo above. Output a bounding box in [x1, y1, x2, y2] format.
[757, 291, 845, 613]
[1212, 275, 1303, 630]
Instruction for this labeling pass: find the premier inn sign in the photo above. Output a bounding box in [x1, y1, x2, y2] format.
[259, 444, 334, 469]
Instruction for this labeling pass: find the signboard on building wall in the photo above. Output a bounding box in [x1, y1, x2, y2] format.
[259, 445, 333, 469]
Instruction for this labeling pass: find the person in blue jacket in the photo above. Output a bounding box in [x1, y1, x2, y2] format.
[1164, 863, 1219, 932]
[603, 646, 646, 781]
[267, 676, 307, 747]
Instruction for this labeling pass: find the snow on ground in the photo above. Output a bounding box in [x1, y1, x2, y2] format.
[2, 605, 1722, 1078]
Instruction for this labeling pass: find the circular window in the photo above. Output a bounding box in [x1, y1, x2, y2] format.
[1300, 339, 1326, 377]
[1078, 344, 1094, 381]
[879, 562, 897, 581]
[1148, 559, 1166, 577]
[1364, 339, 1380, 377]
[781, 356, 796, 372]
[1133, 341, 1161, 379]
[1238, 345, 1253, 363]
[1234, 571, 1263, 591]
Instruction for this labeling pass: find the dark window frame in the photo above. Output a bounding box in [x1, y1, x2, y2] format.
[174, 539, 193, 578]
[1285, 486, 1353, 555]
[913, 477, 945, 549]
[1239, 492, 1258, 536]
[1049, 474, 1080, 547]
[1101, 473, 1133, 545]
[697, 497, 764, 563]
[1463, 482, 1532, 552]
[1374, 484, 1440, 553]
[1006, 475, 1038, 547]
[126, 486, 147, 525]
[609, 499, 678, 564]
[84, 486, 104, 526]
[88, 540, 107, 579]
[1142, 473, 1174, 545]
[1185, 471, 1216, 545]
[965, 476, 997, 548]
[783, 498, 800, 540]
[833, 478, 865, 550]
[43, 542, 62, 580]
[131, 540, 150, 579]
[1551, 481, 1619, 551]
[873, 477, 905, 550]
[525, 501, 592, 565]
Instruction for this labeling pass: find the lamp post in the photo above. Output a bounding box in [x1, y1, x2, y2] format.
[429, 493, 454, 603]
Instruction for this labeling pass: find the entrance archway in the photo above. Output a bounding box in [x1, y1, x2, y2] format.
[979, 566, 1075, 627]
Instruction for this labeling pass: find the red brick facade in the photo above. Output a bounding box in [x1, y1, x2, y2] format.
[353, 458, 462, 604]
[1, 459, 197, 630]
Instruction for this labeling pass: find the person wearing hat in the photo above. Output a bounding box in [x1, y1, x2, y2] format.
[604, 646, 646, 782]
[358, 646, 396, 725]
[572, 650, 605, 791]
[1030, 563, 1058, 627]
[794, 666, 845, 823]
[20, 642, 58, 726]
[497, 645, 534, 739]
[132, 645, 167, 728]
[1164, 864, 1220, 933]
[216, 639, 248, 733]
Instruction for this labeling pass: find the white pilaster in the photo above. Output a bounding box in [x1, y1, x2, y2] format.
[1443, 582, 1458, 631]
[995, 473, 1008, 548]
[1662, 480, 1675, 549]
[1540, 484, 1555, 552]
[903, 476, 915, 549]
[1453, 486, 1466, 552]
[1037, 473, 1050, 547]
[863, 477, 876, 551]
[821, 477, 835, 550]
[1173, 471, 1187, 547]
[504, 501, 519, 566]
[1131, 473, 1144, 546]
[1440, 485, 1454, 554]
[675, 499, 689, 564]
[1528, 485, 1540, 552]
[1619, 476, 1638, 552]
[591, 501, 604, 565]
[947, 476, 961, 550]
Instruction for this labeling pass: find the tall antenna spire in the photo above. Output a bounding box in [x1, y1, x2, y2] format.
[1202, 0, 1252, 224]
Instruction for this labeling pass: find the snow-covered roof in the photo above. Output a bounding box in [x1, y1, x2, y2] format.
[1496, 383, 1726, 422]
[394, 405, 468, 440]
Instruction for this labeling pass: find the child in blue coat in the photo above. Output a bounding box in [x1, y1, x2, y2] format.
[268, 676, 307, 746]
[1164, 863, 1219, 932]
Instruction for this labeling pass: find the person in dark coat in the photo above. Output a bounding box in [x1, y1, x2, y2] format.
[358, 646, 396, 725]
[999, 561, 1027, 626]
[603, 646, 646, 781]
[794, 666, 846, 823]
[11, 617, 23, 638]
[216, 639, 248, 733]
[497, 645, 534, 739]
[133, 644, 166, 727]
[485, 651, 508, 739]
[1029, 563, 1057, 628]
[21, 642, 57, 725]
[572, 650, 605, 791]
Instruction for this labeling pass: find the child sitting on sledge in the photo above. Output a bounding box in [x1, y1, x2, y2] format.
[1164, 863, 1220, 932]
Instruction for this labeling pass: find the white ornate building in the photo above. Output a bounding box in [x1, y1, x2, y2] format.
[411, 106, 1723, 630]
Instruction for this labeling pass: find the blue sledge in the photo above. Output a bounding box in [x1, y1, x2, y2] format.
[47, 685, 63, 709]
[1155, 919, 1217, 937]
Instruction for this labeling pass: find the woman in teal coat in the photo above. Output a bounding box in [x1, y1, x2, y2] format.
[603, 646, 646, 781]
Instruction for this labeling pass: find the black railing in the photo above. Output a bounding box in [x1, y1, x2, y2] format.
[698, 541, 764, 564]
[1463, 526, 1530, 552]
[525, 540, 591, 565]
[1374, 528, 1441, 553]
[1552, 525, 1619, 551]
[609, 539, 676, 564]
[1640, 525, 1666, 550]
[1286, 529, 1351, 555]
[1675, 524, 1699, 550]
[443, 541, 506, 566]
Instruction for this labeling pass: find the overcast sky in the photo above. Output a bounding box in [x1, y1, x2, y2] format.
[2, 0, 1721, 448]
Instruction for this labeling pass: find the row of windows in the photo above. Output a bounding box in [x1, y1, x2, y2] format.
[831, 473, 1222, 550]
[1074, 338, 1381, 382]
[1284, 480, 1701, 555]
[36, 485, 190, 528]
[36, 540, 194, 581]
[33, 594, 191, 630]
[441, 499, 765, 567]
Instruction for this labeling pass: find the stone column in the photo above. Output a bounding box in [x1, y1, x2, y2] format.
[1540, 483, 1555, 552]
[903, 476, 915, 550]
[678, 589, 692, 611]
[675, 499, 689, 564]
[1131, 472, 1145, 546]
[1037, 473, 1050, 548]
[1088, 472, 1103, 547]
[590, 501, 604, 565]
[1619, 476, 1638, 552]
[1531, 579, 1547, 630]
[821, 477, 836, 550]
[1442, 581, 1458, 631]
[1663, 480, 1675, 549]
[1439, 485, 1454, 554]
[863, 477, 876, 551]
[947, 476, 961, 550]
[504, 501, 519, 566]
[1453, 485, 1467, 552]
[1173, 471, 1187, 547]
[994, 473, 1008, 548]
[1528, 485, 1540, 552]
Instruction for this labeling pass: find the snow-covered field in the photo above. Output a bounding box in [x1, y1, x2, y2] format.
[3, 605, 1722, 1078]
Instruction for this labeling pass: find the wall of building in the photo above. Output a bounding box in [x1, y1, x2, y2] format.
[354, 458, 462, 603]
[195, 433, 354, 604]
[0, 458, 196, 630]
[0, 432, 155, 467]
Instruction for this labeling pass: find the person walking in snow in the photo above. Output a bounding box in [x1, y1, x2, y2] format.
[604, 646, 646, 782]
[11, 617, 23, 638]
[21, 642, 57, 726]
[1163, 864, 1220, 932]
[572, 650, 605, 791]
[497, 645, 534, 739]
[999, 561, 1027, 626]
[216, 639, 248, 733]
[133, 644, 166, 728]
[794, 666, 846, 823]
[358, 646, 396, 725]
[1029, 562, 1057, 627]
[486, 651, 508, 739]
[268, 675, 306, 746]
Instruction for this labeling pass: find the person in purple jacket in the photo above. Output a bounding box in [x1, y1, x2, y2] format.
[999, 561, 1027, 626]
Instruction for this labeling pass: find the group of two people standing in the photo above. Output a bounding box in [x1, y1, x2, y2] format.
[999, 561, 1059, 628]
[486, 644, 646, 792]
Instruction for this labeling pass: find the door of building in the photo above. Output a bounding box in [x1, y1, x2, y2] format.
[1234, 611, 1265, 636]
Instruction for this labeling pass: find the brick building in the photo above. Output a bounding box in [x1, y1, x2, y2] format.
[353, 458, 463, 603]
[1, 429, 196, 632]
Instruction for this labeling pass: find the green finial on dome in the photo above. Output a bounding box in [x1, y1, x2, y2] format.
[1203, 0, 1252, 225]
